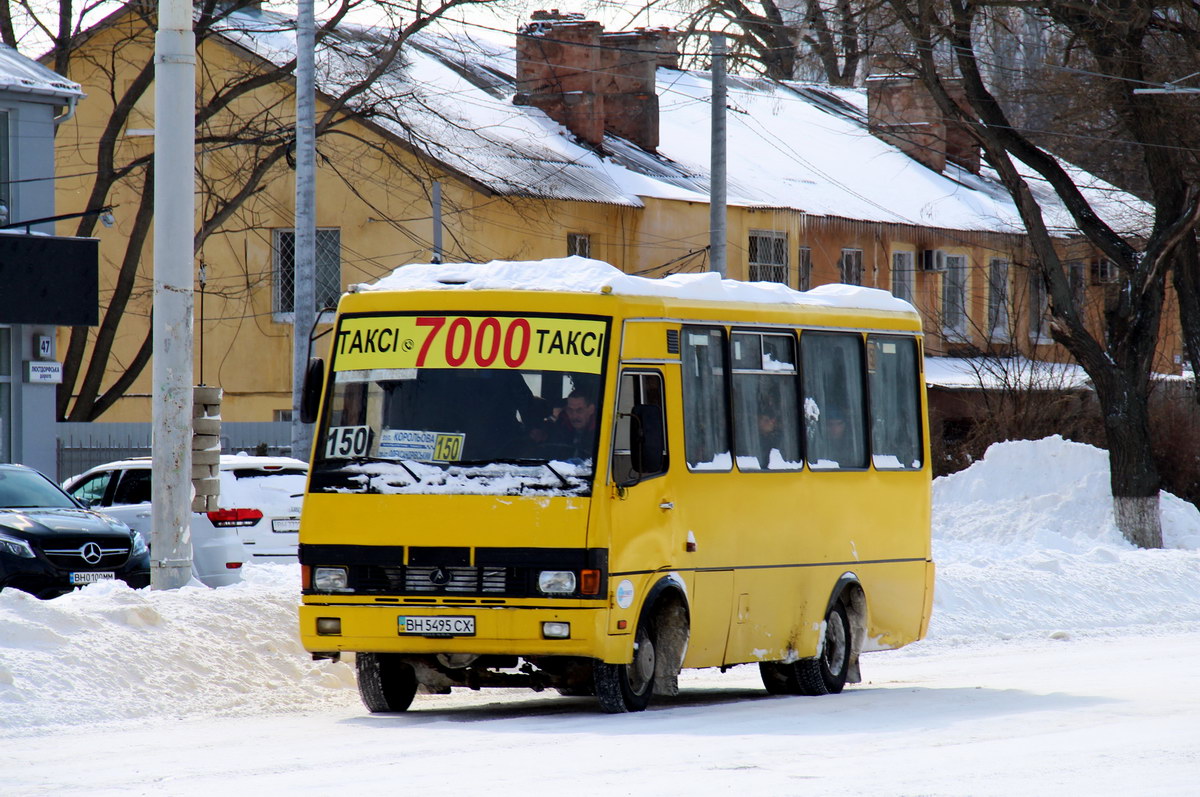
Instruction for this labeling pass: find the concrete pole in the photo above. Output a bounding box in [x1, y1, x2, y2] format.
[291, 0, 317, 461]
[709, 34, 728, 278]
[151, 0, 196, 590]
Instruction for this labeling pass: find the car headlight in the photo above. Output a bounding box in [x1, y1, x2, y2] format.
[0, 531, 36, 559]
[129, 530, 149, 557]
[313, 566, 350, 592]
[538, 570, 577, 595]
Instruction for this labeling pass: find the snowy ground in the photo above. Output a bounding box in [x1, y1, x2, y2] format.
[2, 437, 1199, 794]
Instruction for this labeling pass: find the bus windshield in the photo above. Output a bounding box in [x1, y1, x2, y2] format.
[310, 313, 608, 496]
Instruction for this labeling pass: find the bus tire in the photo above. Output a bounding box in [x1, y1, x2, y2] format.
[594, 617, 656, 713]
[356, 652, 418, 713]
[760, 600, 852, 696]
[795, 600, 852, 695]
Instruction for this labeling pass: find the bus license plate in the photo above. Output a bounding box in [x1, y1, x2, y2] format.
[399, 615, 475, 636]
[70, 572, 115, 585]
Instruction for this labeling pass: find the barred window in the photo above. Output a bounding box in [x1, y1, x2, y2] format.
[748, 230, 788, 284]
[273, 228, 342, 318]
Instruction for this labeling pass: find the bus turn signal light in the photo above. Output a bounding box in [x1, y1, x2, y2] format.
[580, 569, 601, 595]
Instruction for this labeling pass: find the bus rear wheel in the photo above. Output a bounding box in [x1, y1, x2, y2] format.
[594, 619, 656, 713]
[357, 652, 419, 712]
[759, 600, 852, 696]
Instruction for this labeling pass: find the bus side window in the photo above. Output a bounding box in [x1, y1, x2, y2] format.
[868, 336, 923, 469]
[612, 371, 668, 484]
[801, 332, 868, 470]
[731, 331, 802, 471]
[681, 326, 731, 470]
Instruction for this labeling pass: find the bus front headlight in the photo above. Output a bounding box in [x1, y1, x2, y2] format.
[313, 566, 350, 592]
[538, 570, 577, 595]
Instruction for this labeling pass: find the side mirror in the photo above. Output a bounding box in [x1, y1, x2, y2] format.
[629, 403, 665, 477]
[299, 357, 325, 424]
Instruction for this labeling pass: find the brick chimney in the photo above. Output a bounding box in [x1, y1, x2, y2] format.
[515, 12, 674, 152]
[867, 55, 980, 174]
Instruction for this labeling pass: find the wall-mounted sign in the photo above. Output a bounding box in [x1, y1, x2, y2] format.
[25, 361, 63, 384]
[37, 335, 54, 359]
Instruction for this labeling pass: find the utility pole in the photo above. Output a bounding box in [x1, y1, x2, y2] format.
[292, 0, 317, 461]
[432, 180, 443, 263]
[709, 34, 727, 277]
[151, 0, 196, 590]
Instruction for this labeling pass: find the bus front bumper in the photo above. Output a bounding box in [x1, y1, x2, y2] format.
[299, 602, 616, 659]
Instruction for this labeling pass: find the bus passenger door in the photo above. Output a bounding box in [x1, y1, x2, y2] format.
[608, 369, 680, 612]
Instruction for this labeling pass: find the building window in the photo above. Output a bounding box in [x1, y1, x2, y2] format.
[839, 248, 863, 285]
[273, 228, 342, 319]
[892, 251, 915, 303]
[567, 233, 590, 258]
[988, 257, 1010, 341]
[1092, 258, 1118, 284]
[0, 111, 9, 223]
[1029, 269, 1051, 344]
[1068, 260, 1086, 307]
[274, 409, 293, 423]
[748, 230, 788, 284]
[942, 254, 968, 340]
[797, 246, 812, 290]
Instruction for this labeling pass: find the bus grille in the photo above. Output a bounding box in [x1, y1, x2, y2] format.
[403, 566, 507, 593]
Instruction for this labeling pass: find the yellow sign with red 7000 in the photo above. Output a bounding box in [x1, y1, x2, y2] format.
[332, 315, 608, 374]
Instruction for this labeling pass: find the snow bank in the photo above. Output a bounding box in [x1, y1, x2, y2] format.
[0, 565, 356, 735]
[930, 436, 1200, 642]
[2, 436, 1198, 733]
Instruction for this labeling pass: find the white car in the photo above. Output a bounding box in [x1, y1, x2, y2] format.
[64, 455, 307, 585]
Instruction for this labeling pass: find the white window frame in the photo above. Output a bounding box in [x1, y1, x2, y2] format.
[273, 228, 342, 323]
[987, 257, 1011, 342]
[941, 253, 969, 341]
[748, 230, 789, 284]
[891, 250, 915, 303]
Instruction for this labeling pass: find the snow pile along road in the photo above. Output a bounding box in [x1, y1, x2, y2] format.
[930, 436, 1200, 641]
[0, 566, 357, 734]
[2, 436, 1198, 735]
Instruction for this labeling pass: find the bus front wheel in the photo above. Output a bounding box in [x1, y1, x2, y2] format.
[357, 652, 418, 712]
[759, 600, 852, 696]
[594, 619, 656, 713]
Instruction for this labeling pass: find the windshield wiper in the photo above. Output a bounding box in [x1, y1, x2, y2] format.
[455, 458, 574, 489]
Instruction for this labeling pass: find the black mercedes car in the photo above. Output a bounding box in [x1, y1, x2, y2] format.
[0, 463, 151, 599]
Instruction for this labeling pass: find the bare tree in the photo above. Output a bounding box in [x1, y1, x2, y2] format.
[6, 0, 499, 422]
[667, 0, 880, 84]
[882, 0, 1200, 548]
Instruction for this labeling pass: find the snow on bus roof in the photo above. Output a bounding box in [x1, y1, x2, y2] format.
[358, 256, 917, 315]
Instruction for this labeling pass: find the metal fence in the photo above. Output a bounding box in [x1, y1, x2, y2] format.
[57, 422, 296, 481]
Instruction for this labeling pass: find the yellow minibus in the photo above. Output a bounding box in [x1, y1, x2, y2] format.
[298, 258, 933, 713]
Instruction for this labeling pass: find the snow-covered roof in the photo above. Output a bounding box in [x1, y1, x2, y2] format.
[925, 356, 1093, 390]
[359, 256, 918, 315]
[0, 44, 82, 100]
[213, 10, 1149, 238]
